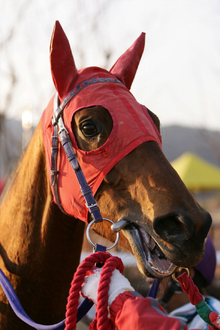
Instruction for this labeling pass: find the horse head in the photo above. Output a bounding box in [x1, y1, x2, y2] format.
[43, 21, 212, 279]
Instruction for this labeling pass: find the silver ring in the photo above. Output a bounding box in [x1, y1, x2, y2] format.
[86, 218, 120, 250]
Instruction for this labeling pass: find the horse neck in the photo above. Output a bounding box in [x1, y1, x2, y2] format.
[0, 119, 85, 326]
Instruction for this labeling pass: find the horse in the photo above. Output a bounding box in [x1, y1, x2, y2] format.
[0, 21, 212, 329]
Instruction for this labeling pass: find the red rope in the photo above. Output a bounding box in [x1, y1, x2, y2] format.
[65, 251, 111, 330]
[177, 272, 220, 329]
[177, 272, 203, 305]
[93, 255, 124, 330]
[64, 251, 124, 330]
[65, 260, 220, 330]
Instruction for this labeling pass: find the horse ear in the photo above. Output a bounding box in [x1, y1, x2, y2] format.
[110, 32, 145, 90]
[50, 21, 78, 99]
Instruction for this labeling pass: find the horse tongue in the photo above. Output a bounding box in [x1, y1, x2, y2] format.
[139, 228, 174, 273]
[139, 228, 156, 250]
[148, 250, 173, 272]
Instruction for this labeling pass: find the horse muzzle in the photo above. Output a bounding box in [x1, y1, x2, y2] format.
[153, 210, 212, 267]
[115, 209, 212, 279]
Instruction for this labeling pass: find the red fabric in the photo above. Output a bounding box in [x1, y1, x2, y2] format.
[42, 68, 162, 221]
[0, 179, 5, 195]
[209, 312, 220, 329]
[109, 32, 145, 90]
[110, 292, 188, 330]
[89, 318, 115, 330]
[50, 21, 78, 99]
[50, 21, 145, 100]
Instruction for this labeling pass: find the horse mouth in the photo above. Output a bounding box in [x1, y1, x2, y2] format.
[122, 224, 177, 278]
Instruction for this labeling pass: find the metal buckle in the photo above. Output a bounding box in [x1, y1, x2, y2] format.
[58, 126, 69, 135]
[85, 201, 98, 210]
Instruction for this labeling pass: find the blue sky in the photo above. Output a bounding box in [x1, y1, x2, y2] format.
[0, 0, 220, 130]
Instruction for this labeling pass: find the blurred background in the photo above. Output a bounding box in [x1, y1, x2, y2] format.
[1, 0, 220, 299]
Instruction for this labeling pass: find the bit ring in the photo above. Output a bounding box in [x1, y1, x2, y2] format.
[87, 218, 120, 250]
[172, 267, 190, 282]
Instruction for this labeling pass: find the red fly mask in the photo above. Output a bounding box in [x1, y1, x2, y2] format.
[42, 21, 161, 222]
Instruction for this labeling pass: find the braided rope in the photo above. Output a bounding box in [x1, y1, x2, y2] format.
[65, 251, 111, 330]
[177, 272, 220, 329]
[177, 272, 203, 305]
[64, 251, 124, 330]
[95, 256, 124, 330]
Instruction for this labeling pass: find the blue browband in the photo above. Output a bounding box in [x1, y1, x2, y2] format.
[52, 77, 123, 126]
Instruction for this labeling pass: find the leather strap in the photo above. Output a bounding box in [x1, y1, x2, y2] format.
[0, 269, 65, 329]
[50, 96, 67, 214]
[58, 106, 103, 222]
[51, 92, 103, 222]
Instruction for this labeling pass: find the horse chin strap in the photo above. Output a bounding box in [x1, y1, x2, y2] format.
[51, 91, 103, 223]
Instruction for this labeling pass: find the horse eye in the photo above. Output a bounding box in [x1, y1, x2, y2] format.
[80, 122, 98, 137]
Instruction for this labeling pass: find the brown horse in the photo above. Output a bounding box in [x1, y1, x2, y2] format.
[0, 21, 211, 329]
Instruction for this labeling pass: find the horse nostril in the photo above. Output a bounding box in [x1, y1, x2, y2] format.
[153, 212, 195, 243]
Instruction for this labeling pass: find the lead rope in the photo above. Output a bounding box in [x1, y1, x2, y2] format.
[174, 270, 220, 329]
[65, 220, 120, 330]
[65, 251, 124, 330]
[64, 218, 160, 330]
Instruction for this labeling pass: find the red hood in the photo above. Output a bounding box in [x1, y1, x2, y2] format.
[42, 67, 161, 222]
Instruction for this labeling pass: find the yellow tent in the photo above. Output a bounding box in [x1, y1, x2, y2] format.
[171, 152, 220, 191]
